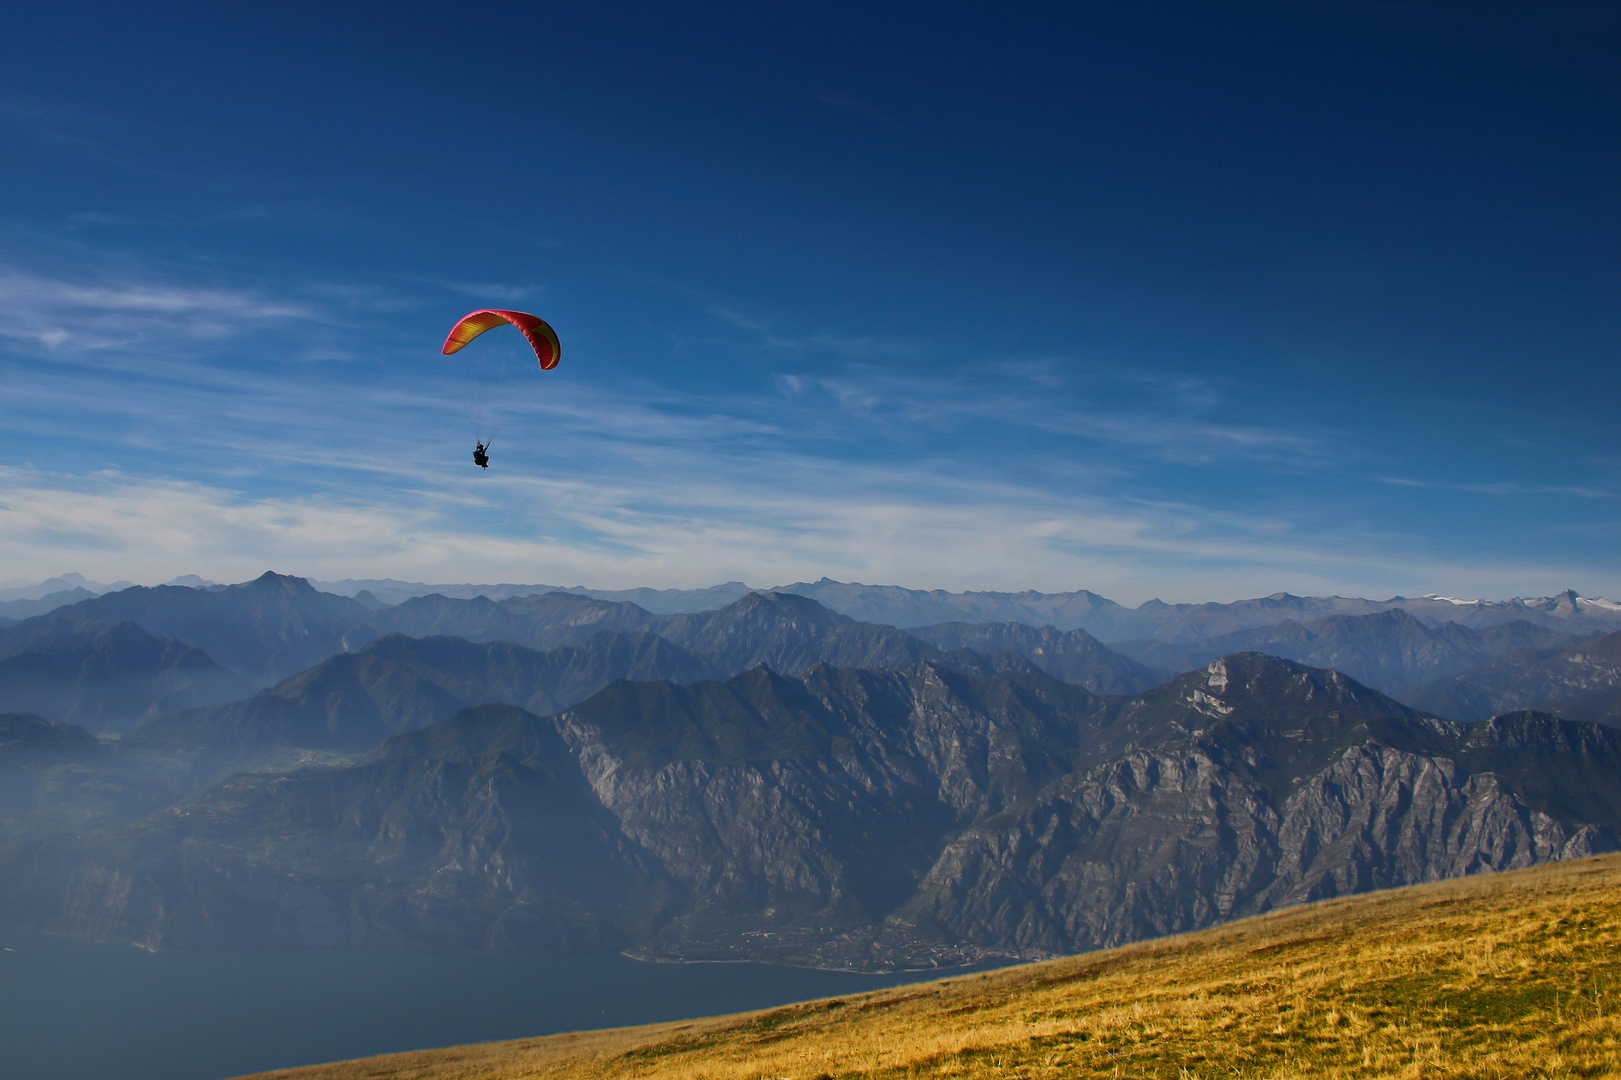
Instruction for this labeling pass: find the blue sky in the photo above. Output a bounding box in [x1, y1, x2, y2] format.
[0, 1, 1616, 603]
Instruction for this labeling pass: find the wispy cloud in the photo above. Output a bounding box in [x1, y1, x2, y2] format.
[445, 281, 545, 303]
[771, 364, 1329, 468]
[2, 249, 1612, 604]
[702, 300, 1331, 468]
[0, 255, 1396, 600]
[1373, 475, 1620, 501]
[707, 304, 925, 359]
[2, 462, 1612, 604]
[0, 265, 314, 353]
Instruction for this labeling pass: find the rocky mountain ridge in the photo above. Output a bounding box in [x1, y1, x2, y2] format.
[1403, 629, 1621, 724]
[907, 620, 1161, 693]
[729, 581, 1621, 639]
[0, 622, 251, 731]
[10, 572, 1619, 641]
[0, 572, 371, 685]
[1110, 608, 1588, 695]
[27, 652, 1621, 969]
[131, 630, 721, 758]
[5, 574, 1612, 760]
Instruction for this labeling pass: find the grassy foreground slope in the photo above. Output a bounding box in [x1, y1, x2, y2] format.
[243, 855, 1621, 1080]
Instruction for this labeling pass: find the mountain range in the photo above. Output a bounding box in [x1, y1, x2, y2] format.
[1109, 608, 1591, 695]
[314, 575, 1621, 638]
[0, 588, 104, 622]
[8, 650, 1617, 969]
[5, 571, 1621, 971]
[9, 573, 1621, 639]
[0, 573, 371, 686]
[114, 592, 1153, 770]
[1403, 629, 1621, 724]
[0, 581, 1159, 727]
[0, 621, 250, 731]
[906, 621, 1161, 693]
[8, 571, 1605, 701]
[2, 573, 1617, 739]
[130, 630, 719, 759]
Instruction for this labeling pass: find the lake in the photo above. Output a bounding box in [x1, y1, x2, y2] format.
[0, 933, 999, 1080]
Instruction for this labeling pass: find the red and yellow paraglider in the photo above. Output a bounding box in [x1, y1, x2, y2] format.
[441, 309, 560, 468]
[442, 309, 561, 370]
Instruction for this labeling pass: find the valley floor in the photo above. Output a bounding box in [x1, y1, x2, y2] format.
[239, 853, 1621, 1080]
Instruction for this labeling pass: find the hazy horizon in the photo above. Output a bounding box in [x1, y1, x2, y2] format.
[5, 567, 1619, 612]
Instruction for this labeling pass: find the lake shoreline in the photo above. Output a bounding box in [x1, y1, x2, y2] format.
[0, 930, 979, 1080]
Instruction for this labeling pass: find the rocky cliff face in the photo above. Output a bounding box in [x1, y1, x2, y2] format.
[547, 663, 1109, 954]
[28, 655, 1621, 969]
[889, 718, 1613, 957]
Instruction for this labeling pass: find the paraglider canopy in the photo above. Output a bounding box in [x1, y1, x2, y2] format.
[440, 309, 561, 461]
[442, 309, 560, 370]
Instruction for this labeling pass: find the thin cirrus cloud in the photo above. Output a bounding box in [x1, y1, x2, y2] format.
[0, 461, 1605, 603]
[444, 282, 544, 303]
[0, 265, 314, 352]
[0, 272, 1573, 601]
[776, 364, 1328, 468]
[1373, 475, 1620, 501]
[2, 251, 1613, 601]
[723, 305, 1325, 467]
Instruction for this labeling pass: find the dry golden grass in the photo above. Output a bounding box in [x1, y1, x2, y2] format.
[240, 855, 1621, 1080]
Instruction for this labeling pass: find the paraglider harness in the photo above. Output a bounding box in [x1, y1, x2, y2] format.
[473, 443, 490, 469]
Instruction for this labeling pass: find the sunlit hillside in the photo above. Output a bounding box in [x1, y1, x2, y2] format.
[241, 853, 1621, 1080]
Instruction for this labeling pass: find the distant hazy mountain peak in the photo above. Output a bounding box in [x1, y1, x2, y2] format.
[1500, 589, 1621, 613]
[161, 574, 217, 589]
[234, 570, 318, 594]
[0, 573, 135, 603]
[749, 590, 848, 617]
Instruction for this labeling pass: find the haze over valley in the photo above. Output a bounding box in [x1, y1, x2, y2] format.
[4, 570, 1621, 976]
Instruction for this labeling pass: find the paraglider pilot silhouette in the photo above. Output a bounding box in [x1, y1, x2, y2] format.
[441, 309, 561, 470]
